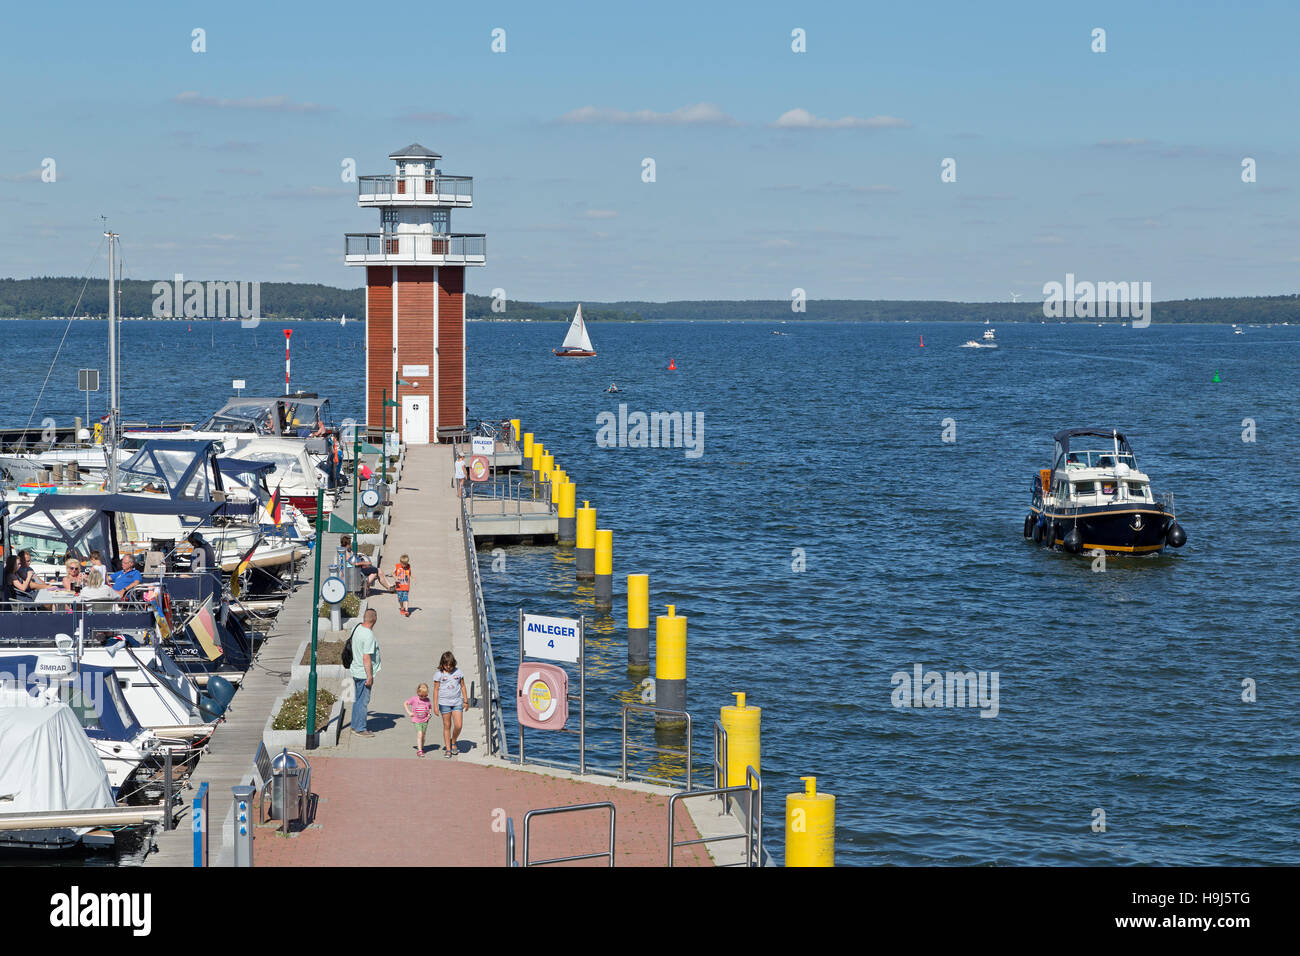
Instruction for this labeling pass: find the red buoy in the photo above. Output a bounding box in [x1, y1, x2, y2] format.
[920, 334, 925, 347]
[668, 358, 676, 370]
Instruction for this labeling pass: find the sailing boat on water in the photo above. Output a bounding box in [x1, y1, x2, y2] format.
[553, 304, 596, 357]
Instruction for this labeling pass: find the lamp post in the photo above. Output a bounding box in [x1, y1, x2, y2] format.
[352, 429, 360, 558]
[305, 487, 325, 748]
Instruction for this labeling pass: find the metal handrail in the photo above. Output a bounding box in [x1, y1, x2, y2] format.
[358, 173, 473, 202]
[621, 704, 693, 791]
[713, 720, 728, 809]
[667, 766, 763, 867]
[344, 233, 486, 262]
[505, 816, 518, 867]
[523, 802, 616, 867]
[462, 496, 506, 757]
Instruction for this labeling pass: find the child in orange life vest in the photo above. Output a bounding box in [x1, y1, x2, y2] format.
[394, 555, 412, 616]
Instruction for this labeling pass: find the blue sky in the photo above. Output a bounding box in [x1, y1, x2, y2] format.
[1, 0, 1296, 302]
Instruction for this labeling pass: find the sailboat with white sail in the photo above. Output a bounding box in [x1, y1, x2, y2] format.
[553, 304, 596, 357]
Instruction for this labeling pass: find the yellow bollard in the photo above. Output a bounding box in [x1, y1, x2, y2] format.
[558, 481, 576, 544]
[594, 529, 613, 608]
[510, 419, 520, 442]
[785, 777, 835, 867]
[531, 443, 544, 478]
[719, 692, 761, 789]
[575, 501, 597, 579]
[550, 469, 566, 504]
[522, 431, 533, 462]
[626, 573, 649, 669]
[655, 604, 687, 725]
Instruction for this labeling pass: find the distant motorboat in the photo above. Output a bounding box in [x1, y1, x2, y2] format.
[554, 304, 596, 357]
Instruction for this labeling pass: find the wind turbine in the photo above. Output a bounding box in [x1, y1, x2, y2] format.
[1010, 292, 1022, 302]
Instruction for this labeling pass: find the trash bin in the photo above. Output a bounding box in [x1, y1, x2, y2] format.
[269, 750, 302, 825]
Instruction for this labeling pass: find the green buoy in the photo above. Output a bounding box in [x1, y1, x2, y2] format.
[1212, 370, 1221, 382]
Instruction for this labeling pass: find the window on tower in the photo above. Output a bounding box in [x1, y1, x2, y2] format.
[431, 209, 449, 234]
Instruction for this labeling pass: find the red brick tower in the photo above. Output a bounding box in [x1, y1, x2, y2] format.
[345, 145, 485, 443]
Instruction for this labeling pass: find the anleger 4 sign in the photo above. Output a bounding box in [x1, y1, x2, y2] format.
[522, 613, 579, 663]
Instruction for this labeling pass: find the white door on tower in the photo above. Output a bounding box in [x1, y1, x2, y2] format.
[402, 394, 430, 445]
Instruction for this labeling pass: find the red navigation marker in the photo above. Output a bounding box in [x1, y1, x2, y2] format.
[920, 335, 925, 347]
[668, 358, 676, 370]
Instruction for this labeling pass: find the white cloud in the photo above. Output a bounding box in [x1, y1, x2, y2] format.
[771, 108, 910, 130]
[1094, 138, 1154, 149]
[557, 103, 738, 126]
[173, 91, 335, 113]
[583, 209, 618, 219]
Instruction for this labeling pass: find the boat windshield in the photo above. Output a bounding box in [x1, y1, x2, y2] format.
[197, 402, 277, 435]
[7, 507, 110, 565]
[1062, 450, 1137, 470]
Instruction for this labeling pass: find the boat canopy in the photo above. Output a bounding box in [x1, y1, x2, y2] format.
[0, 656, 145, 744]
[4, 495, 224, 565]
[195, 396, 333, 438]
[0, 691, 114, 814]
[1051, 428, 1137, 483]
[119, 439, 223, 501]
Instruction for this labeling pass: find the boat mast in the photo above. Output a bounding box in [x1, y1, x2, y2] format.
[105, 229, 119, 493]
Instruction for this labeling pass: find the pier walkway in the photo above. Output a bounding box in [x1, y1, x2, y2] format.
[155, 445, 723, 866]
[256, 445, 713, 867]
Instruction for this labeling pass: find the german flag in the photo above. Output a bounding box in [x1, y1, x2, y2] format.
[181, 597, 222, 661]
[270, 483, 283, 526]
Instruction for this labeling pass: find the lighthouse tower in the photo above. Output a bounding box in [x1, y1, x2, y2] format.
[345, 144, 486, 443]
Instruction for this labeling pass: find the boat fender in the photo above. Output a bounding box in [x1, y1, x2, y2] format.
[1023, 514, 1034, 539]
[1166, 522, 1187, 548]
[1032, 521, 1043, 543]
[1063, 528, 1083, 553]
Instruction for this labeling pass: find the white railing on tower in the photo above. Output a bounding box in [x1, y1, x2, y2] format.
[357, 174, 473, 203]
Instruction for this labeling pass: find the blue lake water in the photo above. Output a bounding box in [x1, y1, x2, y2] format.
[8, 317, 1297, 865]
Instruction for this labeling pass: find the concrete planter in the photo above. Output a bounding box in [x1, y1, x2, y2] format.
[290, 635, 348, 685]
[263, 679, 348, 752]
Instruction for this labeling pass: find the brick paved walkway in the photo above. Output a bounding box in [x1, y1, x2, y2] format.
[254, 757, 711, 866]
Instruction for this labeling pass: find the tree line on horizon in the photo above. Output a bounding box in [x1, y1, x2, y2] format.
[1, 277, 1295, 324]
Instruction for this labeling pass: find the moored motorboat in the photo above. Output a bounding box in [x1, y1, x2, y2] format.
[1024, 428, 1187, 555]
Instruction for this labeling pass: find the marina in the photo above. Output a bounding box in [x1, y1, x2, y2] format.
[2, 6, 1296, 933]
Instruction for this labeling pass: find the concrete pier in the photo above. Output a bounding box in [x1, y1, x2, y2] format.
[156, 443, 754, 867]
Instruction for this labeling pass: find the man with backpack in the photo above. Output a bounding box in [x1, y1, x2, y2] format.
[347, 608, 381, 737]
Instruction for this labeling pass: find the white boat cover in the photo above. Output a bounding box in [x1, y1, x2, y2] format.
[560, 304, 594, 352]
[0, 691, 114, 814]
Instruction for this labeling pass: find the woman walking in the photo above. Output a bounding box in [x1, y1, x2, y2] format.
[434, 651, 469, 757]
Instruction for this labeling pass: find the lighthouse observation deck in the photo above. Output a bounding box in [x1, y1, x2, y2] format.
[357, 173, 473, 207]
[344, 232, 486, 265]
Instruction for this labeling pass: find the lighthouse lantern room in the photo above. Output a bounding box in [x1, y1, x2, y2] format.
[344, 144, 486, 443]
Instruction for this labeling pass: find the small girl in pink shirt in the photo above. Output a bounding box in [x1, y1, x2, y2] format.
[403, 682, 433, 756]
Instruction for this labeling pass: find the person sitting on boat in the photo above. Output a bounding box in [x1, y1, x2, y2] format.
[110, 553, 144, 593]
[78, 566, 121, 603]
[1065, 453, 1083, 469]
[61, 557, 85, 592]
[607, 383, 620, 393]
[187, 532, 218, 573]
[6, 550, 49, 601]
